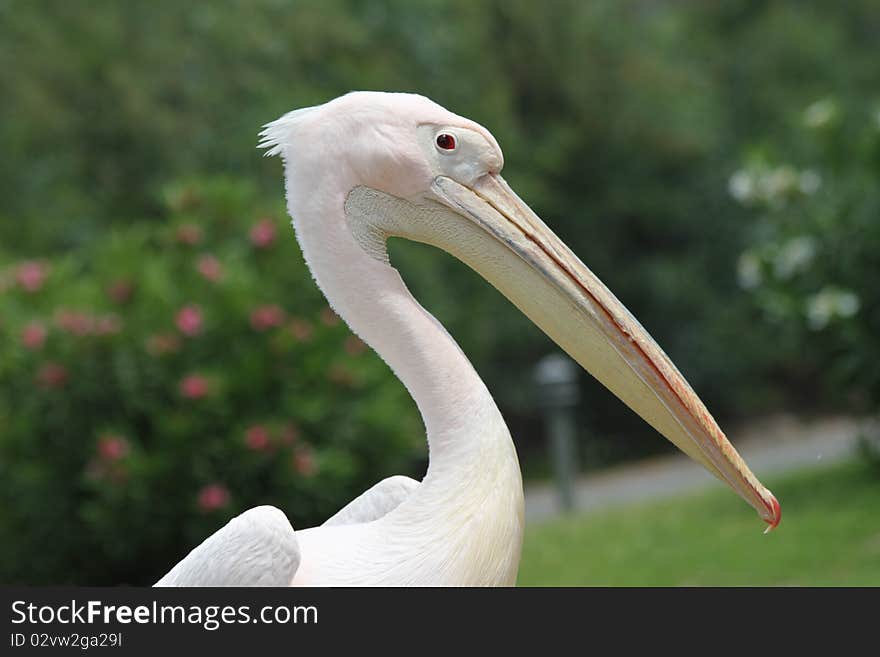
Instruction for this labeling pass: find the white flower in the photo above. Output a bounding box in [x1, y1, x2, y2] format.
[773, 236, 817, 279]
[736, 252, 763, 290]
[799, 169, 822, 195]
[728, 170, 754, 204]
[836, 291, 860, 318]
[806, 295, 832, 330]
[804, 98, 838, 129]
[730, 164, 820, 208]
[763, 166, 799, 203]
[805, 286, 860, 330]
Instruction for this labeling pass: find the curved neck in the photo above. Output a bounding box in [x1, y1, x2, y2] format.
[285, 183, 509, 478]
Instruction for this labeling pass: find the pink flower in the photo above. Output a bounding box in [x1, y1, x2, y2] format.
[293, 446, 317, 477]
[197, 484, 230, 512]
[94, 314, 122, 336]
[179, 374, 210, 399]
[250, 218, 277, 248]
[250, 304, 285, 331]
[175, 224, 203, 246]
[344, 335, 367, 356]
[175, 305, 203, 336]
[146, 333, 181, 356]
[288, 318, 314, 342]
[16, 261, 50, 293]
[36, 362, 68, 389]
[196, 254, 223, 282]
[55, 309, 94, 336]
[21, 322, 47, 350]
[320, 307, 340, 327]
[106, 279, 135, 304]
[328, 364, 355, 387]
[97, 434, 129, 461]
[245, 425, 271, 451]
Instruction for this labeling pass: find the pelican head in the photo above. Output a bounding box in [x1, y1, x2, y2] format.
[260, 91, 780, 532]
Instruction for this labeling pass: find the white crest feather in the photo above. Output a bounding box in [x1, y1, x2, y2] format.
[258, 105, 319, 157]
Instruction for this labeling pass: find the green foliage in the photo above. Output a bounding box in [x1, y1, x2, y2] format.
[0, 179, 423, 584]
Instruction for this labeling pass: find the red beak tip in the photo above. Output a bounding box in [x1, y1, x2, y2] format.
[762, 493, 781, 534]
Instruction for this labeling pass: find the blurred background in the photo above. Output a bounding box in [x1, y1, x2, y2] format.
[1, 0, 878, 585]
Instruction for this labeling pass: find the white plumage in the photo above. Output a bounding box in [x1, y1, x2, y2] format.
[156, 506, 299, 587]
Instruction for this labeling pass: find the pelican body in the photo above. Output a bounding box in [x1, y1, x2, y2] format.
[157, 92, 779, 587]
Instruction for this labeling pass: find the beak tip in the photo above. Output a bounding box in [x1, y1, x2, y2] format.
[762, 492, 781, 534]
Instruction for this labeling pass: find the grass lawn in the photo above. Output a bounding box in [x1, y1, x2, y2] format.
[517, 460, 880, 586]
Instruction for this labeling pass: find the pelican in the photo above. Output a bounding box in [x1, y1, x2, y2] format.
[156, 92, 780, 587]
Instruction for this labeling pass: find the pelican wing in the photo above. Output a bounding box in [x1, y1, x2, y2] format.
[322, 475, 419, 527]
[155, 505, 300, 587]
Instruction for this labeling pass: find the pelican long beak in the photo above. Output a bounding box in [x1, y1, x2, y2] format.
[428, 173, 780, 531]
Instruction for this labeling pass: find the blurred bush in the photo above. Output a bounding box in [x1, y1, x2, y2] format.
[731, 97, 880, 413]
[730, 96, 880, 464]
[0, 179, 423, 584]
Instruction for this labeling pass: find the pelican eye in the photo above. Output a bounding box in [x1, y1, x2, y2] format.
[435, 133, 456, 151]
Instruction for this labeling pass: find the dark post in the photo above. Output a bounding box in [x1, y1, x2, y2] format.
[534, 353, 580, 512]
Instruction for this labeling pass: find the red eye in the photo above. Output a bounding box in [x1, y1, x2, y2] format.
[436, 133, 456, 150]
